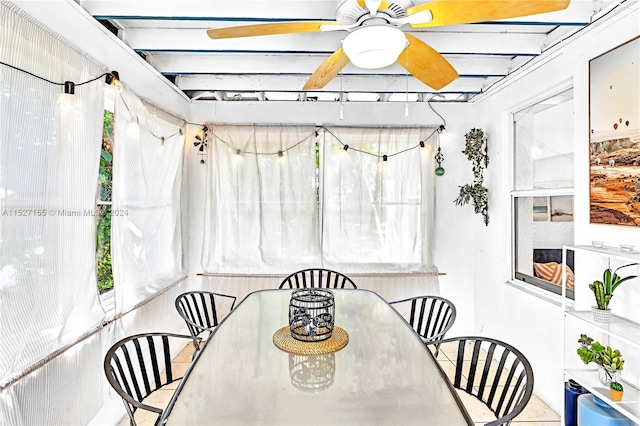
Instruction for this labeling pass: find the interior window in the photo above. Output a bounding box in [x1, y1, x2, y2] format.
[512, 88, 575, 297]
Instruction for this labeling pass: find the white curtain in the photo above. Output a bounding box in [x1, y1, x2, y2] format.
[0, 2, 106, 386]
[111, 87, 185, 314]
[321, 127, 438, 272]
[201, 125, 437, 275]
[202, 125, 319, 273]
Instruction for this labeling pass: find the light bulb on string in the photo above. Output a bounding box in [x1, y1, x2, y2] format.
[58, 81, 76, 108]
[233, 148, 244, 164]
[105, 71, 120, 87]
[377, 154, 388, 172]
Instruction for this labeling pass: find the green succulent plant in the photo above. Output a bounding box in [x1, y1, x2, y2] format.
[610, 381, 623, 391]
[589, 263, 638, 310]
[577, 334, 624, 381]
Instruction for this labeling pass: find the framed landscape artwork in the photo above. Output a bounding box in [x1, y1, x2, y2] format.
[589, 36, 640, 226]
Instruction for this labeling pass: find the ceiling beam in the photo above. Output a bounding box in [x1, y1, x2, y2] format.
[123, 29, 546, 55]
[79, 0, 337, 20]
[80, 0, 597, 24]
[148, 53, 513, 76]
[175, 74, 499, 93]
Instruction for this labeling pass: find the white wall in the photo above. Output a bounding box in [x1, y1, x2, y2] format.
[471, 3, 639, 413]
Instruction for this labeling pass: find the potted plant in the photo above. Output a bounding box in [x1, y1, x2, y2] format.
[609, 381, 624, 402]
[589, 263, 638, 323]
[454, 128, 489, 226]
[577, 334, 624, 385]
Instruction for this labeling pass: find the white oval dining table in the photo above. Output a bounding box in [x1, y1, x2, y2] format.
[161, 288, 473, 425]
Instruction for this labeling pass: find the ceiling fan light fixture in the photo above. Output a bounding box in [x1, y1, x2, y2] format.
[342, 26, 406, 69]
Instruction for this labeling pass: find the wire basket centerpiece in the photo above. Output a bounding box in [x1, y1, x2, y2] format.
[289, 289, 335, 342]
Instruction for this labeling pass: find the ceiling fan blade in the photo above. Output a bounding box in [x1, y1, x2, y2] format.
[407, 0, 571, 27]
[399, 34, 458, 90]
[303, 48, 350, 90]
[357, 0, 390, 12]
[207, 21, 342, 39]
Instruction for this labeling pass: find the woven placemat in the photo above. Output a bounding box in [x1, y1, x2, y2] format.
[273, 326, 349, 355]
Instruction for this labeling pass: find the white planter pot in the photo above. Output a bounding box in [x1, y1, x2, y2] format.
[592, 306, 611, 323]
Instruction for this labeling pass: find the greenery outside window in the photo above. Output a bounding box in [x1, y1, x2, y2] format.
[511, 88, 575, 297]
[97, 110, 114, 292]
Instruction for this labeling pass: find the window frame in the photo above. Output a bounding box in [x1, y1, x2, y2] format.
[509, 84, 575, 299]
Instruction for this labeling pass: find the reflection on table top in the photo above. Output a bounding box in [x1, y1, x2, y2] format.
[162, 289, 472, 425]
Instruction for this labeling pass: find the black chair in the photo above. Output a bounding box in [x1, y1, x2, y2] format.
[175, 291, 237, 338]
[279, 268, 357, 289]
[389, 295, 456, 357]
[427, 336, 534, 426]
[103, 332, 201, 426]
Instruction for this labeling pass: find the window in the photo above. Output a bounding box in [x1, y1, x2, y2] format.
[202, 125, 437, 274]
[96, 110, 114, 292]
[511, 88, 575, 297]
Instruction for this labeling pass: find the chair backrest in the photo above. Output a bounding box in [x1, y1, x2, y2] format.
[103, 332, 201, 425]
[175, 291, 237, 338]
[429, 336, 534, 426]
[279, 268, 357, 289]
[389, 295, 456, 343]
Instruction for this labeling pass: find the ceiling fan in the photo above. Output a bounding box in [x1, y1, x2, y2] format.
[206, 0, 571, 91]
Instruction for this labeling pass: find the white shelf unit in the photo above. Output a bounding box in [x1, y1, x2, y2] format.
[561, 245, 640, 425]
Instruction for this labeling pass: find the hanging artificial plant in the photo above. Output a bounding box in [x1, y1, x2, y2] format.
[454, 128, 489, 225]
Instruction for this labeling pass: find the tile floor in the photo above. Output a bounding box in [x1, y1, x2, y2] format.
[117, 342, 560, 426]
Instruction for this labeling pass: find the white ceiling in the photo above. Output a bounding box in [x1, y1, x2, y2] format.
[76, 0, 619, 103]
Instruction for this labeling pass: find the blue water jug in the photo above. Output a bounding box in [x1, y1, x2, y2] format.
[565, 380, 589, 426]
[577, 394, 632, 426]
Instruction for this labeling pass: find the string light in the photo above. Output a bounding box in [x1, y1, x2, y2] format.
[0, 60, 115, 91]
[64, 81, 75, 95]
[58, 81, 76, 107]
[428, 98, 447, 133]
[191, 125, 444, 163]
[105, 71, 120, 86]
[0, 60, 185, 147]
